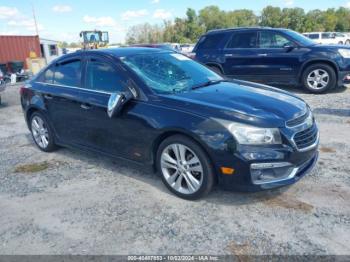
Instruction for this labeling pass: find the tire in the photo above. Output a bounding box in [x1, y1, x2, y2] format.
[208, 65, 223, 76]
[346, 40, 350, 45]
[302, 63, 336, 93]
[156, 135, 215, 200]
[338, 41, 344, 45]
[30, 112, 57, 152]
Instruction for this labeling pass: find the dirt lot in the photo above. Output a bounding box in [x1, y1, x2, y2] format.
[0, 83, 349, 256]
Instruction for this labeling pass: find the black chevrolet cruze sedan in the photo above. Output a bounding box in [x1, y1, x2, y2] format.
[20, 48, 319, 199]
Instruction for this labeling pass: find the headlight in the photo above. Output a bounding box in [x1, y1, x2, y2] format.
[338, 49, 350, 58]
[228, 122, 282, 145]
[305, 110, 314, 126]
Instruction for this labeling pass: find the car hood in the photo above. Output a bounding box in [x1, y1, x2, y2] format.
[158, 81, 307, 128]
[311, 44, 350, 50]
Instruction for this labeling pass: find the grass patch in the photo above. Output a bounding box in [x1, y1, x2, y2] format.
[320, 147, 336, 153]
[14, 161, 50, 173]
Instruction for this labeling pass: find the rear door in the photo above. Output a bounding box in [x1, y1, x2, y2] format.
[222, 30, 260, 82]
[194, 32, 228, 67]
[36, 57, 84, 144]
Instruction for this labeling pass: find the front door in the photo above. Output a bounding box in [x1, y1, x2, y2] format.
[75, 56, 134, 157]
[255, 30, 302, 85]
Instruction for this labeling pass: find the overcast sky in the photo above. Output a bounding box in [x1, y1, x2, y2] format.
[1, 0, 350, 43]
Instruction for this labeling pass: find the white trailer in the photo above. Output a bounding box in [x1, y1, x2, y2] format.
[40, 38, 63, 64]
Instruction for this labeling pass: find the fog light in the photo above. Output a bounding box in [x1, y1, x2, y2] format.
[242, 151, 284, 161]
[250, 162, 297, 185]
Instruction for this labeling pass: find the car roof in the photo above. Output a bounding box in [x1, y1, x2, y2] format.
[306, 32, 337, 34]
[206, 27, 291, 35]
[56, 47, 171, 62]
[92, 47, 171, 57]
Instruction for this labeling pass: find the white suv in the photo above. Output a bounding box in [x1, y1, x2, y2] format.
[334, 32, 350, 45]
[303, 32, 348, 45]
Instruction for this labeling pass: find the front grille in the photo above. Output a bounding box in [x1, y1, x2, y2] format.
[286, 111, 309, 127]
[293, 124, 318, 150]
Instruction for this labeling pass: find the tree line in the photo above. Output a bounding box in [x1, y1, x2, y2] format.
[126, 5, 350, 44]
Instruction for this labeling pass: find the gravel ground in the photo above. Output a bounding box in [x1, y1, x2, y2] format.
[0, 83, 349, 256]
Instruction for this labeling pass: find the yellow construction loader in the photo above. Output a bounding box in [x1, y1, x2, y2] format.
[79, 30, 109, 49]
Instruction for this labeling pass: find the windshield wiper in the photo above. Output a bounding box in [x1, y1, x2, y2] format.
[190, 79, 229, 90]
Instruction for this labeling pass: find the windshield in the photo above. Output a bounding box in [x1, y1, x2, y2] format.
[284, 30, 316, 46]
[121, 52, 222, 94]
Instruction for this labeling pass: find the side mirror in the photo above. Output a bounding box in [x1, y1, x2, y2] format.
[107, 91, 133, 118]
[283, 44, 295, 52]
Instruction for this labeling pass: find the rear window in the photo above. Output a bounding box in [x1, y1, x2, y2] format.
[226, 31, 257, 48]
[195, 33, 225, 50]
[53, 59, 81, 87]
[37, 66, 54, 83]
[308, 34, 319, 39]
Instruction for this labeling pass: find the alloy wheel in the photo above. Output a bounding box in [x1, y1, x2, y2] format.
[306, 69, 329, 90]
[31, 115, 50, 149]
[160, 143, 203, 195]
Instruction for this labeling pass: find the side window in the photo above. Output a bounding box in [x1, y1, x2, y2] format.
[259, 31, 292, 48]
[54, 59, 81, 87]
[86, 59, 126, 93]
[38, 66, 54, 83]
[226, 32, 257, 48]
[49, 45, 58, 56]
[196, 33, 225, 49]
[322, 33, 334, 39]
[309, 34, 319, 40]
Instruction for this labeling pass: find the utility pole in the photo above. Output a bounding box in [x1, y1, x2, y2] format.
[32, 3, 39, 36]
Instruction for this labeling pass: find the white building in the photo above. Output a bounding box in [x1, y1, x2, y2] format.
[40, 38, 63, 64]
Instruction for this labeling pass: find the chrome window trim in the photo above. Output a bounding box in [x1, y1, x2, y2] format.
[35, 81, 112, 95]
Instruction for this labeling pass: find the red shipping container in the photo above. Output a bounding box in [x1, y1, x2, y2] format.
[0, 35, 41, 70]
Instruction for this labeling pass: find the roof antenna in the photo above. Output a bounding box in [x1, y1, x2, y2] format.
[31, 2, 39, 36]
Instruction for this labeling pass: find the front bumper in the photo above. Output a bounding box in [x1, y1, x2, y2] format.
[251, 151, 318, 190]
[213, 123, 319, 192]
[216, 148, 318, 192]
[338, 71, 350, 88]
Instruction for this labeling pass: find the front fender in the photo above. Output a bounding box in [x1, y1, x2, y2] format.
[146, 104, 235, 170]
[297, 57, 340, 82]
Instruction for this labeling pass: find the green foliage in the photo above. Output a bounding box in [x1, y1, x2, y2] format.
[125, 5, 350, 44]
[68, 42, 80, 48]
[58, 41, 68, 48]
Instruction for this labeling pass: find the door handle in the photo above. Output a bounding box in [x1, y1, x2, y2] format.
[80, 103, 92, 110]
[257, 53, 268, 57]
[44, 94, 53, 100]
